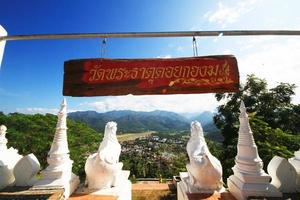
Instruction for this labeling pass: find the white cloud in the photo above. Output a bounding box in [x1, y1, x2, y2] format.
[189, 26, 202, 31]
[156, 55, 172, 58]
[204, 0, 260, 27]
[238, 38, 300, 103]
[16, 107, 80, 115]
[237, 36, 278, 51]
[80, 94, 218, 113]
[223, 49, 232, 54]
[16, 108, 59, 115]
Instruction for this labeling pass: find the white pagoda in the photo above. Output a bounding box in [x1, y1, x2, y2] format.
[227, 101, 282, 200]
[289, 149, 300, 192]
[34, 98, 79, 198]
[0, 125, 22, 189]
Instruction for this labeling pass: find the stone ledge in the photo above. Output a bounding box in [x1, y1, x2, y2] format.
[177, 181, 236, 200]
[70, 194, 117, 200]
[0, 186, 64, 200]
[73, 180, 131, 200]
[186, 192, 236, 200]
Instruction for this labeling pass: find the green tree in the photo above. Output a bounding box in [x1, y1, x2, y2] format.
[214, 74, 300, 180]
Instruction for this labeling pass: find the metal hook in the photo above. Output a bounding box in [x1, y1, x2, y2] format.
[101, 38, 107, 58]
[192, 36, 198, 57]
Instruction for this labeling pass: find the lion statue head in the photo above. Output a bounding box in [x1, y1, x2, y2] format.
[190, 121, 204, 138]
[0, 125, 7, 138]
[103, 121, 118, 142]
[98, 121, 121, 163]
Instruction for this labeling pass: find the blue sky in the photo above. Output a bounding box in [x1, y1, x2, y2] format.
[1, 0, 300, 114]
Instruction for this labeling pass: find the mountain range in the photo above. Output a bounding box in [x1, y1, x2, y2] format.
[68, 110, 219, 134]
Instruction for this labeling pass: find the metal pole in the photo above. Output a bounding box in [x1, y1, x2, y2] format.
[1, 30, 300, 42]
[0, 25, 7, 68]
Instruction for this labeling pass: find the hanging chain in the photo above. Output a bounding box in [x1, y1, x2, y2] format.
[101, 38, 107, 58]
[192, 36, 198, 57]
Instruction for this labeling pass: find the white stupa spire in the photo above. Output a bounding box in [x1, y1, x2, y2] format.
[293, 149, 300, 160]
[48, 98, 69, 155]
[238, 101, 256, 145]
[34, 98, 79, 198]
[288, 148, 300, 192]
[235, 101, 263, 174]
[227, 101, 282, 199]
[46, 98, 72, 170]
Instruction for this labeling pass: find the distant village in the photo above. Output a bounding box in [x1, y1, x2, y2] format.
[121, 134, 187, 163]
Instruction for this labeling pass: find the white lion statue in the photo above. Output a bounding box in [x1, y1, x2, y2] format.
[0, 125, 8, 151]
[186, 121, 223, 192]
[85, 121, 123, 189]
[0, 125, 7, 137]
[0, 125, 23, 189]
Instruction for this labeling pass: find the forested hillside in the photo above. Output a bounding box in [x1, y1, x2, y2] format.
[0, 112, 102, 179]
[69, 110, 190, 133]
[68, 109, 220, 135]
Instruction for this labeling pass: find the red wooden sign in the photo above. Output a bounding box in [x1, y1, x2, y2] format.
[63, 55, 239, 96]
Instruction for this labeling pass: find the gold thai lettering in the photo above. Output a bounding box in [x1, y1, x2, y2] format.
[207, 65, 219, 76]
[138, 68, 146, 79]
[165, 67, 173, 78]
[154, 67, 165, 78]
[96, 68, 105, 81]
[222, 61, 230, 76]
[128, 68, 138, 79]
[88, 62, 232, 82]
[104, 69, 116, 80]
[115, 68, 125, 80]
[89, 65, 105, 82]
[190, 66, 199, 78]
[123, 70, 131, 79]
[89, 68, 97, 81]
[182, 66, 191, 78]
[173, 66, 182, 78]
[222, 76, 233, 83]
[199, 66, 207, 77]
[143, 67, 156, 79]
